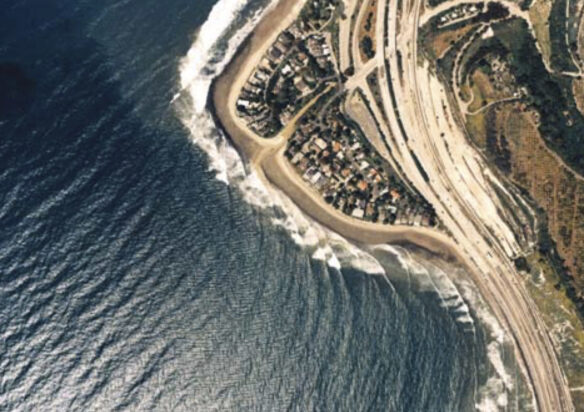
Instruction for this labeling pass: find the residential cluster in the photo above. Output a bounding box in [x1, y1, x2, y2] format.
[475, 54, 528, 100]
[284, 100, 436, 226]
[437, 3, 483, 28]
[236, 2, 339, 137]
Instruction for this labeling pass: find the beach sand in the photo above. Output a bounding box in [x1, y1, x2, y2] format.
[211, 0, 468, 265]
[210, 1, 574, 409]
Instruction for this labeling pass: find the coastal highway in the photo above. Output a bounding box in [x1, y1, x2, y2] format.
[368, 0, 575, 408]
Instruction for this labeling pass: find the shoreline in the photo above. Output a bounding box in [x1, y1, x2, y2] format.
[211, 0, 467, 266]
[208, 0, 573, 409]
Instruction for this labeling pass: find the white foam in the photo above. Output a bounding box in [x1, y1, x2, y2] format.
[374, 245, 530, 410]
[311, 245, 342, 270]
[457, 280, 537, 411]
[379, 245, 476, 330]
[179, 0, 277, 113]
[175, 0, 387, 275]
[176, 5, 536, 410]
[474, 373, 509, 412]
[473, 339, 515, 411]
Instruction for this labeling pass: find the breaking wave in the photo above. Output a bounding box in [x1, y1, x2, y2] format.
[175, 0, 385, 275]
[372, 244, 533, 412]
[175, 1, 531, 409]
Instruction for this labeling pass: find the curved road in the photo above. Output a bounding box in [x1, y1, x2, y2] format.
[373, 0, 575, 409]
[211, 0, 575, 408]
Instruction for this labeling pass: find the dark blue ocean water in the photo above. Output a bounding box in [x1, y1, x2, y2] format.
[0, 0, 526, 410]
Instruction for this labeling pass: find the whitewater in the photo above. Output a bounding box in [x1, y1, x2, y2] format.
[174, 0, 532, 409]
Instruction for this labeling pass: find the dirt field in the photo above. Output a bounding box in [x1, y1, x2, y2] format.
[423, 24, 476, 60]
[467, 70, 510, 112]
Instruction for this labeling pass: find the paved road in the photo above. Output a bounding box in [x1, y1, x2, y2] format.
[364, 0, 576, 409]
[218, 0, 575, 407]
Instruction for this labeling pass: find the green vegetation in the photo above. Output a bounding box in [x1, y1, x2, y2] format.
[410, 150, 430, 182]
[485, 109, 512, 173]
[286, 95, 436, 226]
[300, 0, 340, 29]
[426, 0, 450, 9]
[548, 0, 580, 72]
[360, 35, 375, 59]
[524, 248, 584, 404]
[449, 18, 584, 176]
[536, 209, 584, 316]
[493, 19, 584, 176]
[364, 11, 374, 32]
[366, 71, 391, 127]
[435, 25, 480, 85]
[520, 0, 534, 11]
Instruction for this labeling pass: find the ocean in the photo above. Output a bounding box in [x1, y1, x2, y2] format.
[0, 0, 532, 410]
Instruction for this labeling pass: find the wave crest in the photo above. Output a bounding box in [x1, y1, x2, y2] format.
[175, 0, 385, 275]
[175, 4, 529, 409]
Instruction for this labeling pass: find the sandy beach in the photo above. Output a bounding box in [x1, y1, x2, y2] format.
[211, 0, 468, 264]
[210, 0, 574, 409]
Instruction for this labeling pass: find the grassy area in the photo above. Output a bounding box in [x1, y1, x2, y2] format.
[326, 12, 342, 73]
[529, 0, 553, 67]
[358, 0, 377, 61]
[465, 110, 487, 148]
[502, 107, 584, 318]
[573, 78, 584, 115]
[459, 82, 472, 103]
[493, 18, 584, 176]
[548, 0, 580, 72]
[524, 251, 584, 406]
[504, 120, 584, 398]
[421, 23, 477, 60]
[467, 70, 507, 112]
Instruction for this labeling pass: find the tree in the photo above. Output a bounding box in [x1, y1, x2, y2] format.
[360, 36, 375, 59]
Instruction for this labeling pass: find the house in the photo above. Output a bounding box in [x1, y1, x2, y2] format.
[413, 215, 423, 226]
[310, 171, 322, 185]
[297, 52, 309, 64]
[268, 46, 283, 61]
[294, 77, 311, 94]
[255, 70, 270, 82]
[288, 23, 304, 39]
[314, 138, 327, 151]
[366, 203, 375, 217]
[315, 174, 328, 189]
[281, 64, 293, 77]
[280, 110, 294, 124]
[237, 99, 251, 108]
[274, 41, 290, 55]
